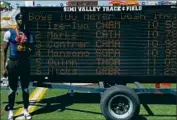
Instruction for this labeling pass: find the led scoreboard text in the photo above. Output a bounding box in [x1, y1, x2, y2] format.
[21, 5, 177, 77]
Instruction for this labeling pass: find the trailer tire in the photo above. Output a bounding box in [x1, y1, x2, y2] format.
[100, 85, 140, 120]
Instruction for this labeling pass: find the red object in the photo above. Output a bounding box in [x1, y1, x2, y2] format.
[155, 83, 160, 88]
[109, 0, 139, 5]
[109, 1, 126, 5]
[15, 28, 27, 43]
[155, 83, 171, 88]
[16, 37, 21, 41]
[154, 83, 163, 95]
[160, 83, 171, 87]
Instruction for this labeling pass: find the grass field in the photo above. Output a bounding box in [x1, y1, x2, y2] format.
[0, 84, 177, 120]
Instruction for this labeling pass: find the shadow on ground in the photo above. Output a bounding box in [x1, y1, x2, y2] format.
[28, 93, 149, 120]
[31, 93, 101, 115]
[1, 91, 173, 119]
[11, 93, 175, 119]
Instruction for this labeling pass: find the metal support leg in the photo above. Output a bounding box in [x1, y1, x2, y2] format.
[134, 82, 154, 116]
[68, 83, 75, 97]
[142, 104, 154, 115]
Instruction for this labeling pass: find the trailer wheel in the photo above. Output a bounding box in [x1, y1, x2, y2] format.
[100, 85, 140, 120]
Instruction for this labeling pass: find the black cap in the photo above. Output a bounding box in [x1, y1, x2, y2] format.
[15, 13, 23, 21]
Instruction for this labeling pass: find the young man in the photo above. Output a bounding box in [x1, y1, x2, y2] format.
[2, 13, 34, 120]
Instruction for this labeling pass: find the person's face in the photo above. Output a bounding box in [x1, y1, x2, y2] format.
[16, 19, 22, 27]
[16, 15, 23, 27]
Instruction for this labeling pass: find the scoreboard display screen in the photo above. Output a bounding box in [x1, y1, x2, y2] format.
[21, 5, 177, 82]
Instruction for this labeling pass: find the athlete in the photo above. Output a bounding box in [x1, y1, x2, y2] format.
[2, 13, 34, 120]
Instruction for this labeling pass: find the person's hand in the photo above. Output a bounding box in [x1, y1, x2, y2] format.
[2, 69, 8, 78]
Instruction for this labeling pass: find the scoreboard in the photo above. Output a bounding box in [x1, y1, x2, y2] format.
[21, 5, 177, 83]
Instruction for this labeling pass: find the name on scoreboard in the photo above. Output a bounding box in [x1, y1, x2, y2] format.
[64, 6, 143, 12]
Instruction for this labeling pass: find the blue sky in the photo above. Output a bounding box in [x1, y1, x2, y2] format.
[7, 1, 109, 6]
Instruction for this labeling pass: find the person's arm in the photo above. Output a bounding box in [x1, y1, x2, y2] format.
[2, 31, 10, 73]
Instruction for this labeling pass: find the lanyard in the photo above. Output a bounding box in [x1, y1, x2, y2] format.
[15, 28, 27, 43]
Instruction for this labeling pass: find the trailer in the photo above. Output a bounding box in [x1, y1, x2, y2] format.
[3, 5, 177, 120]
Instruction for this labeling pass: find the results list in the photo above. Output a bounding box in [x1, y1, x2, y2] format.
[25, 7, 177, 76]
